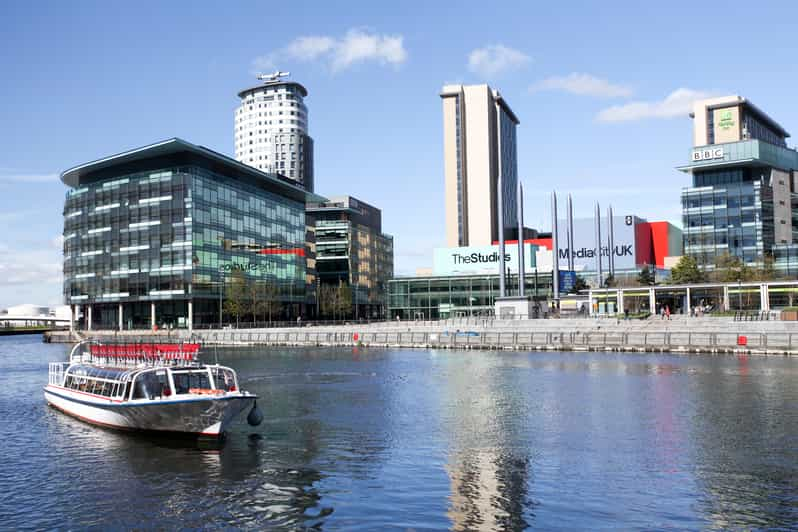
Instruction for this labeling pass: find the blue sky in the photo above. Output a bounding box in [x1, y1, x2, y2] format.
[2, 0, 798, 307]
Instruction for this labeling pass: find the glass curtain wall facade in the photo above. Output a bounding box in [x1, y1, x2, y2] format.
[388, 273, 553, 320]
[64, 171, 193, 329]
[190, 170, 306, 325]
[679, 110, 798, 272]
[682, 178, 766, 267]
[773, 244, 798, 276]
[309, 196, 394, 319]
[62, 139, 313, 329]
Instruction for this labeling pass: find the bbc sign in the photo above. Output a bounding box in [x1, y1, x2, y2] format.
[691, 147, 724, 162]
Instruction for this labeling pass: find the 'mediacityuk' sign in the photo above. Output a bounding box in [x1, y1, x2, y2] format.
[556, 215, 639, 272]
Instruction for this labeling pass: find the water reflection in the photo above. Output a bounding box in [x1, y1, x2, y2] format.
[441, 355, 534, 531]
[688, 355, 798, 530]
[2, 337, 797, 529]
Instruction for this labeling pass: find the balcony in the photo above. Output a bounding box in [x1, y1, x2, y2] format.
[676, 139, 798, 173]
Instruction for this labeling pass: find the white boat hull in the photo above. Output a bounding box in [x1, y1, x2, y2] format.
[44, 385, 256, 437]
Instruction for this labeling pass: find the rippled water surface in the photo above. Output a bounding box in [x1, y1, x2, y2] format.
[1, 335, 797, 530]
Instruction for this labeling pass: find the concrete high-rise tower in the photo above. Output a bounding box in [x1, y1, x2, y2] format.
[440, 84, 519, 247]
[235, 72, 314, 191]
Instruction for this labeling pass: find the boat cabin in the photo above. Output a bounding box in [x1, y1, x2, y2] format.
[50, 363, 239, 402]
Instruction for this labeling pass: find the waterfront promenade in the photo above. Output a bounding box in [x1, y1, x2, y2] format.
[47, 316, 798, 355]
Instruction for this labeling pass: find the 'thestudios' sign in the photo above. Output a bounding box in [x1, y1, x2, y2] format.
[433, 244, 537, 276]
[691, 147, 725, 162]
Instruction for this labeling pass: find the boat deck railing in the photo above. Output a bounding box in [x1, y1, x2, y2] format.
[49, 362, 68, 385]
[69, 339, 202, 368]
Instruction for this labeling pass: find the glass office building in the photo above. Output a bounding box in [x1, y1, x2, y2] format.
[388, 273, 553, 320]
[307, 196, 394, 319]
[678, 97, 798, 271]
[62, 138, 322, 330]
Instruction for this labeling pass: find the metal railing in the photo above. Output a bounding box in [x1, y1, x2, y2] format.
[733, 311, 780, 321]
[191, 318, 390, 330]
[190, 330, 798, 352]
[48, 362, 68, 385]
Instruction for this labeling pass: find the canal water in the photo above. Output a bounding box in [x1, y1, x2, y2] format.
[1, 335, 797, 530]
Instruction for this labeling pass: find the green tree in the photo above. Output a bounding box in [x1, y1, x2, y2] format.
[637, 265, 655, 286]
[755, 253, 777, 282]
[337, 282, 353, 319]
[249, 280, 281, 324]
[669, 255, 704, 284]
[248, 281, 262, 323]
[714, 253, 754, 283]
[262, 283, 282, 323]
[603, 274, 617, 288]
[318, 281, 354, 320]
[319, 283, 339, 320]
[573, 275, 590, 292]
[223, 271, 249, 327]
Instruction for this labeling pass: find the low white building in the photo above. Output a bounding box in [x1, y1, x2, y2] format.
[1, 304, 71, 325]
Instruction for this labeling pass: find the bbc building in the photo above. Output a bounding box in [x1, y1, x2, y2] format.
[677, 96, 798, 274]
[61, 138, 323, 330]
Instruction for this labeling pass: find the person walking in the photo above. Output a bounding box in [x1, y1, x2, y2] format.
[665, 305, 671, 321]
[660, 305, 665, 320]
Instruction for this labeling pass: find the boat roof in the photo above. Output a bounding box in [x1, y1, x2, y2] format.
[67, 362, 228, 380]
[67, 364, 140, 381]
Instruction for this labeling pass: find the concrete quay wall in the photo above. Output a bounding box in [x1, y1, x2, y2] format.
[45, 319, 798, 355]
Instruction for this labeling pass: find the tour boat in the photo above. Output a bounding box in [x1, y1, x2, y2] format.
[44, 340, 262, 438]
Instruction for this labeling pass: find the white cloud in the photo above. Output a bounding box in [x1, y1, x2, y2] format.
[252, 29, 407, 74]
[332, 29, 407, 72]
[0, 246, 62, 288]
[286, 36, 336, 61]
[467, 44, 530, 78]
[0, 173, 57, 183]
[596, 88, 717, 122]
[530, 73, 633, 98]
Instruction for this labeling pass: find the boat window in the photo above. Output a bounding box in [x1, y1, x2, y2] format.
[68, 368, 89, 391]
[210, 367, 237, 391]
[132, 371, 170, 400]
[95, 380, 111, 397]
[172, 371, 212, 394]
